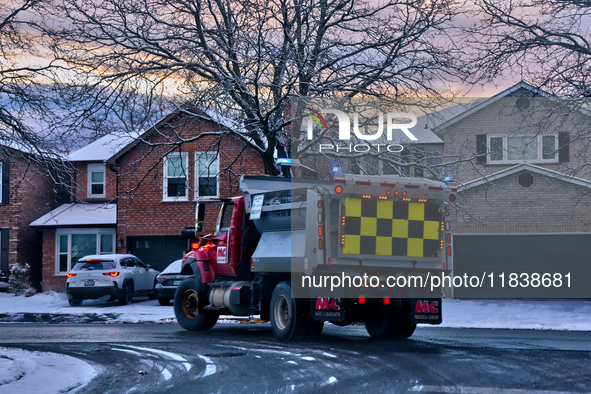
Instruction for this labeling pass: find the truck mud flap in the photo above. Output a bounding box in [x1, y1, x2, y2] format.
[310, 297, 345, 322]
[409, 298, 442, 324]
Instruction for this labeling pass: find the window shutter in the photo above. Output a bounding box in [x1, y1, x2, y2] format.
[558, 132, 569, 163]
[476, 135, 487, 164]
[1, 161, 9, 204]
[0, 228, 8, 273]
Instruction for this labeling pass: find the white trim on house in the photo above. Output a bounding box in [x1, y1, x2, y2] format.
[163, 152, 189, 201]
[87, 163, 106, 198]
[486, 133, 559, 164]
[458, 163, 591, 191]
[55, 227, 116, 274]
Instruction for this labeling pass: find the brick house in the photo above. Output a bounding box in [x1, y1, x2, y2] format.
[32, 109, 265, 291]
[0, 146, 64, 290]
[433, 82, 591, 297]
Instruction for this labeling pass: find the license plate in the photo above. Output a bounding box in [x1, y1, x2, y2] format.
[173, 280, 181, 286]
[84, 280, 95, 286]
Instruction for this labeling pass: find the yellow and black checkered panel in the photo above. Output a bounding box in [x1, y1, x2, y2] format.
[342, 198, 440, 257]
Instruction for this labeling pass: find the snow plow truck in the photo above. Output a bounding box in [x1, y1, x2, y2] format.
[175, 173, 456, 342]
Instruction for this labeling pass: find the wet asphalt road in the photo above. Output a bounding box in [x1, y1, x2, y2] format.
[1, 322, 590, 393]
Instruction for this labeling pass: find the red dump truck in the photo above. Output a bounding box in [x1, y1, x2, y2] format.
[175, 174, 456, 342]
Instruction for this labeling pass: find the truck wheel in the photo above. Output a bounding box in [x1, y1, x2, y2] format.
[270, 281, 311, 342]
[365, 304, 395, 339]
[174, 278, 218, 331]
[390, 301, 416, 339]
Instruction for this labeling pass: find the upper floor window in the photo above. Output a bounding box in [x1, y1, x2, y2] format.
[87, 163, 106, 198]
[487, 134, 558, 164]
[195, 152, 219, 198]
[164, 152, 188, 201]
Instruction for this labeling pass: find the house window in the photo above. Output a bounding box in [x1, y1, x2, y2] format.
[88, 163, 106, 197]
[487, 134, 558, 163]
[56, 228, 116, 274]
[164, 153, 188, 201]
[195, 152, 219, 198]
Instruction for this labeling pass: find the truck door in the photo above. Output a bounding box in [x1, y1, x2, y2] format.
[210, 202, 236, 276]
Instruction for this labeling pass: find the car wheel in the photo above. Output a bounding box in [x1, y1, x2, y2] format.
[174, 276, 218, 331]
[158, 297, 171, 306]
[119, 282, 134, 305]
[69, 298, 82, 307]
[269, 281, 314, 342]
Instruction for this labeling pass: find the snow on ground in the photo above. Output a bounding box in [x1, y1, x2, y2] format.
[0, 347, 96, 393]
[0, 291, 591, 331]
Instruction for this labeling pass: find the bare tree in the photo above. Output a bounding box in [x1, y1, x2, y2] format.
[40, 0, 461, 175]
[464, 0, 591, 96]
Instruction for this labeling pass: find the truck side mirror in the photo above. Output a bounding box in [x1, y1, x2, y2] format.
[196, 203, 205, 232]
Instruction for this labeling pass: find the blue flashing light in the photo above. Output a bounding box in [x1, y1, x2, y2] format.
[277, 158, 292, 165]
[443, 175, 452, 182]
[332, 165, 341, 173]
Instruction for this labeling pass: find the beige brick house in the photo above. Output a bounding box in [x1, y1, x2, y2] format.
[31, 109, 265, 291]
[433, 82, 591, 297]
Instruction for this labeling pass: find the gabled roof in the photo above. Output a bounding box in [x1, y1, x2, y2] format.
[30, 203, 117, 227]
[459, 163, 591, 191]
[433, 82, 552, 133]
[67, 107, 239, 163]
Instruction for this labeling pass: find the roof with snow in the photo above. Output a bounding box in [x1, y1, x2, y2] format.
[66, 133, 135, 162]
[459, 163, 591, 191]
[30, 203, 117, 227]
[67, 107, 240, 162]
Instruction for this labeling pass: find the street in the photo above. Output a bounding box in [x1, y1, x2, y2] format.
[1, 322, 590, 393]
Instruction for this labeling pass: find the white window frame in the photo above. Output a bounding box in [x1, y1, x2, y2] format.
[163, 152, 189, 201]
[487, 134, 559, 164]
[87, 163, 106, 198]
[194, 152, 219, 199]
[55, 228, 116, 274]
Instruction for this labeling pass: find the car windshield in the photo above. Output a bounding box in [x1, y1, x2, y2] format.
[73, 260, 116, 271]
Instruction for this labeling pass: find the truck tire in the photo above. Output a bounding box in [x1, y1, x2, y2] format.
[270, 281, 313, 342]
[365, 305, 396, 339]
[390, 301, 416, 339]
[174, 277, 218, 331]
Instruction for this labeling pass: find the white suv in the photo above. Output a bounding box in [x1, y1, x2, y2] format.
[65, 254, 160, 306]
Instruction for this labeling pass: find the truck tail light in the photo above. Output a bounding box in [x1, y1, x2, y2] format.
[447, 234, 451, 243]
[335, 185, 343, 194]
[66, 273, 76, 278]
[191, 242, 199, 250]
[447, 246, 452, 256]
[449, 194, 456, 202]
[318, 239, 323, 250]
[440, 239, 444, 249]
[318, 225, 323, 237]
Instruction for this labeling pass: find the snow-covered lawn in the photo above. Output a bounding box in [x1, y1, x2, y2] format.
[0, 291, 590, 330]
